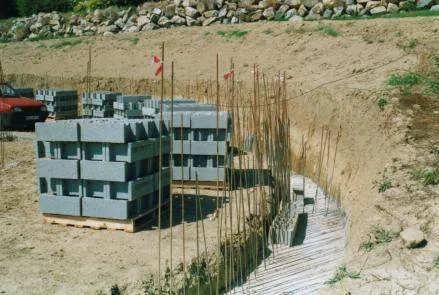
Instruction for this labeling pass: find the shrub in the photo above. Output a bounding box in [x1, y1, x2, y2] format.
[73, 0, 114, 12]
[16, 0, 73, 16]
[0, 0, 17, 18]
[414, 168, 439, 186]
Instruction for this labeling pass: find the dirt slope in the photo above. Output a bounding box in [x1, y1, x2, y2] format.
[1, 16, 439, 294]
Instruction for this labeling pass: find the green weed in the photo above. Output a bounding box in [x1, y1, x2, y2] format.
[360, 241, 375, 252]
[434, 256, 439, 269]
[325, 265, 360, 285]
[374, 169, 393, 193]
[377, 97, 388, 110]
[388, 72, 420, 87]
[217, 30, 249, 38]
[360, 226, 394, 252]
[0, 36, 11, 43]
[332, 9, 439, 21]
[110, 284, 121, 295]
[414, 168, 439, 186]
[38, 42, 47, 48]
[131, 36, 139, 45]
[51, 39, 82, 49]
[318, 25, 339, 37]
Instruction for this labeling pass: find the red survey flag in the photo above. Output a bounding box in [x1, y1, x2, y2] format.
[152, 55, 161, 64]
[155, 63, 163, 76]
[223, 70, 234, 80]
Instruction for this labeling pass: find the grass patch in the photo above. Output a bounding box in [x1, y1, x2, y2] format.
[434, 256, 439, 269]
[399, 38, 418, 52]
[431, 147, 439, 157]
[388, 72, 420, 87]
[37, 42, 47, 48]
[377, 97, 388, 111]
[332, 9, 439, 21]
[318, 25, 339, 37]
[374, 169, 393, 193]
[0, 36, 11, 43]
[50, 39, 82, 49]
[360, 226, 394, 252]
[325, 265, 360, 285]
[285, 26, 305, 34]
[414, 167, 439, 186]
[217, 30, 249, 38]
[131, 36, 139, 45]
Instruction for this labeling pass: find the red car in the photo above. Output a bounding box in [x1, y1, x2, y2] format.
[0, 83, 48, 129]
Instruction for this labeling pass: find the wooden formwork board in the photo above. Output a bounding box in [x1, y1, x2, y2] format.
[42, 201, 169, 233]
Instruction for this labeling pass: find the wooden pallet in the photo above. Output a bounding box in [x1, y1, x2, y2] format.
[42, 201, 169, 233]
[172, 180, 229, 191]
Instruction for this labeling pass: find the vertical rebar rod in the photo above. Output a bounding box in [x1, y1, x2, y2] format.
[169, 61, 174, 293]
[157, 41, 164, 292]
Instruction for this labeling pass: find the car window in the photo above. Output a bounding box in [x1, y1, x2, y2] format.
[0, 84, 16, 96]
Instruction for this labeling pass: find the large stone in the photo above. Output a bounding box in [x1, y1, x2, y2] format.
[239, 0, 257, 7]
[214, 0, 224, 9]
[185, 15, 198, 26]
[276, 4, 291, 18]
[365, 1, 381, 10]
[197, 1, 207, 13]
[387, 2, 399, 12]
[311, 2, 324, 14]
[204, 10, 219, 18]
[29, 22, 43, 33]
[285, 8, 298, 19]
[142, 23, 159, 31]
[323, 0, 337, 8]
[103, 31, 114, 37]
[302, 0, 319, 8]
[258, 0, 271, 9]
[285, 0, 302, 7]
[323, 8, 333, 18]
[104, 7, 120, 21]
[370, 5, 387, 14]
[165, 4, 176, 18]
[263, 7, 275, 19]
[158, 16, 172, 27]
[171, 15, 186, 25]
[186, 6, 200, 18]
[400, 227, 425, 248]
[93, 9, 105, 22]
[218, 6, 228, 18]
[346, 4, 358, 14]
[137, 15, 150, 28]
[183, 0, 198, 7]
[417, 0, 433, 8]
[356, 0, 369, 3]
[203, 16, 217, 26]
[231, 16, 239, 23]
[332, 6, 344, 17]
[305, 10, 322, 19]
[289, 15, 303, 23]
[11, 23, 28, 41]
[298, 4, 308, 16]
[431, 4, 439, 10]
[250, 10, 263, 21]
[152, 8, 162, 16]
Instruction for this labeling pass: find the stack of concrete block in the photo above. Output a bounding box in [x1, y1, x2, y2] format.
[161, 111, 233, 182]
[141, 98, 216, 117]
[35, 118, 171, 220]
[14, 87, 34, 98]
[113, 95, 151, 119]
[35, 89, 78, 119]
[82, 91, 121, 118]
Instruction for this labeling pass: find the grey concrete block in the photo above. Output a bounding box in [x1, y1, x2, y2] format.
[35, 121, 80, 142]
[173, 166, 191, 181]
[82, 197, 140, 220]
[80, 160, 128, 182]
[79, 119, 142, 143]
[39, 194, 81, 216]
[191, 167, 226, 182]
[36, 159, 79, 179]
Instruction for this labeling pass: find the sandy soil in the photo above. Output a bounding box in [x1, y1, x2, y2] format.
[1, 16, 439, 294]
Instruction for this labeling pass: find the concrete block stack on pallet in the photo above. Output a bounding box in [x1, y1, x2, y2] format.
[81, 91, 121, 118]
[35, 118, 171, 225]
[113, 95, 151, 119]
[142, 98, 216, 117]
[161, 111, 233, 183]
[35, 89, 78, 119]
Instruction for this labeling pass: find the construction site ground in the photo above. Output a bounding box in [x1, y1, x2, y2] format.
[1, 16, 439, 294]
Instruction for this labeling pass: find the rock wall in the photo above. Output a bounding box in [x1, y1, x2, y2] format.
[1, 0, 438, 41]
